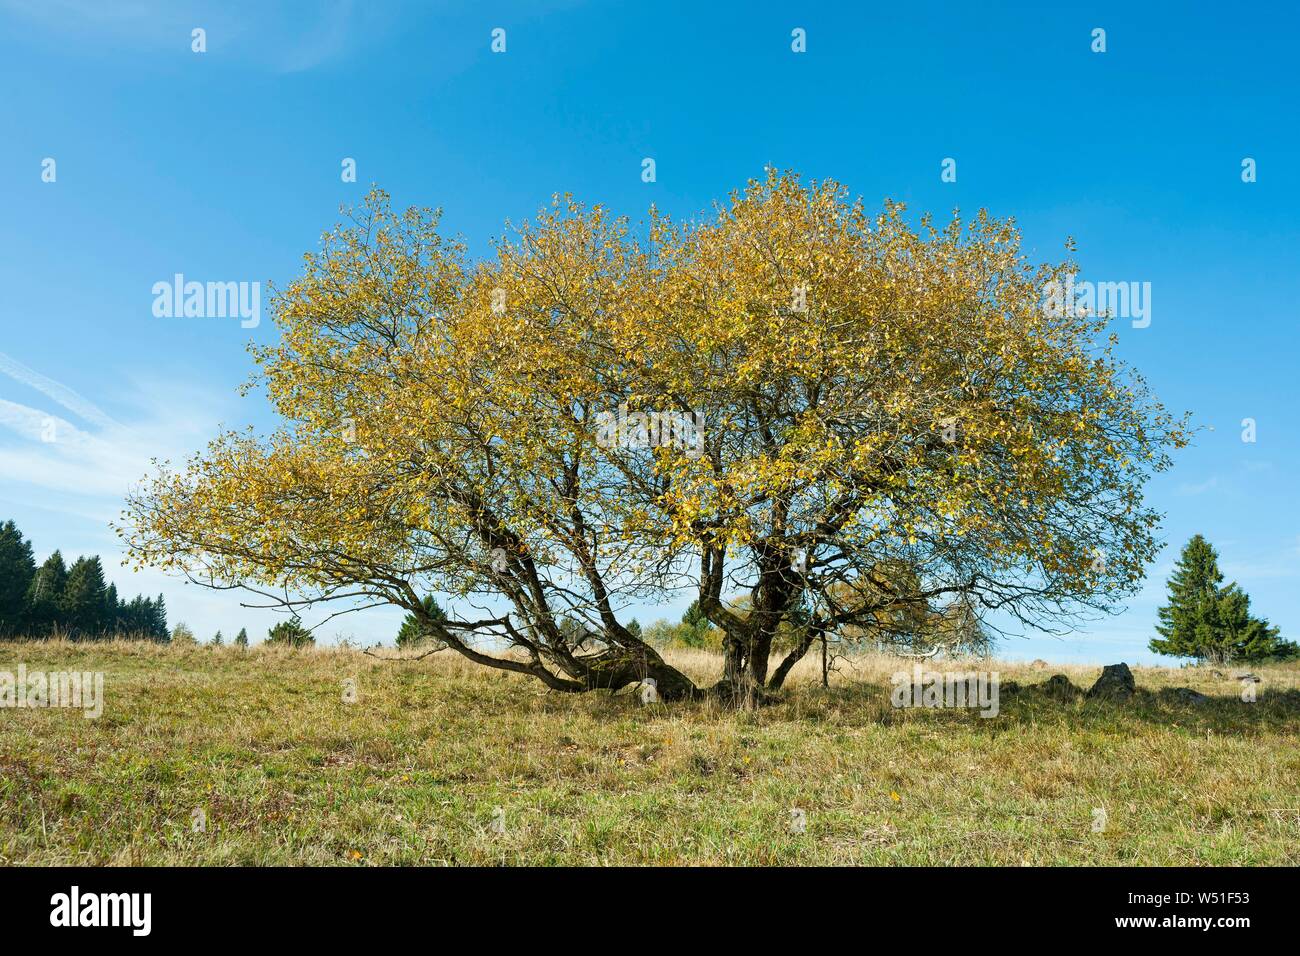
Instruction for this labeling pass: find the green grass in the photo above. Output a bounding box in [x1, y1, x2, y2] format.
[2, 640, 1298, 865]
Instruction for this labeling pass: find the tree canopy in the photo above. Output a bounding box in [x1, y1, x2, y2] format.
[121, 172, 1189, 702]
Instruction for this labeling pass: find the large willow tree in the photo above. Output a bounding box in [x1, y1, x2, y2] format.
[120, 172, 1188, 702]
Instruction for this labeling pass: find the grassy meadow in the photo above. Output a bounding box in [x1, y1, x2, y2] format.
[1, 639, 1298, 866]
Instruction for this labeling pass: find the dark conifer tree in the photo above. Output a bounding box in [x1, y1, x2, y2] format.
[396, 594, 447, 647]
[1151, 535, 1295, 663]
[103, 582, 121, 638]
[0, 520, 36, 636]
[152, 594, 169, 641]
[26, 550, 68, 636]
[63, 556, 109, 639]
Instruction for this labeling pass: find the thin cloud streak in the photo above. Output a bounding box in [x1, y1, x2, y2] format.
[0, 350, 125, 432]
[0, 357, 232, 500]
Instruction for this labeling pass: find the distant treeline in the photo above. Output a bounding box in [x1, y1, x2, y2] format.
[0, 520, 169, 640]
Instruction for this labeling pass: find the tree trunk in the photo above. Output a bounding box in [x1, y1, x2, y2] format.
[557, 645, 701, 700]
[722, 631, 746, 684]
[767, 628, 815, 690]
[748, 630, 773, 687]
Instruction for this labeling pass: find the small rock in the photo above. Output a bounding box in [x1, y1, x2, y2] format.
[1169, 687, 1210, 706]
[1210, 670, 1226, 679]
[1039, 673, 1082, 700]
[1235, 673, 1261, 683]
[1030, 659, 1048, 667]
[1087, 662, 1136, 701]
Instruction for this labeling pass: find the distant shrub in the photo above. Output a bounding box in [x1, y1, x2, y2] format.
[645, 618, 721, 650]
[265, 618, 314, 648]
[396, 595, 447, 648]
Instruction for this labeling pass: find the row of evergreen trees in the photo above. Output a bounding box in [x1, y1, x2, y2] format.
[0, 520, 169, 640]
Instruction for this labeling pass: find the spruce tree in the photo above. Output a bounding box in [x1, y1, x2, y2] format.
[103, 582, 121, 638]
[0, 521, 36, 636]
[26, 551, 68, 637]
[678, 599, 712, 646]
[1150, 535, 1223, 660]
[234, 627, 249, 648]
[119, 595, 148, 636]
[152, 594, 169, 641]
[266, 617, 313, 648]
[211, 630, 224, 646]
[1214, 584, 1294, 662]
[63, 556, 109, 639]
[682, 599, 708, 630]
[1151, 535, 1295, 663]
[0, 524, 172, 643]
[396, 595, 447, 648]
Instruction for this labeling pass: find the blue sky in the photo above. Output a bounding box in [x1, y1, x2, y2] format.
[0, 0, 1296, 662]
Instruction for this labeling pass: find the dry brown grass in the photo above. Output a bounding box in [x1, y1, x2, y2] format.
[1, 639, 1297, 865]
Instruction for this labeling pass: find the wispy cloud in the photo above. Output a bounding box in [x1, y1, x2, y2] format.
[0, 0, 201, 41]
[1175, 475, 1220, 496]
[0, 354, 352, 640]
[0, 0, 372, 72]
[275, 0, 355, 74]
[0, 356, 231, 512]
[1220, 558, 1300, 582]
[0, 351, 125, 432]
